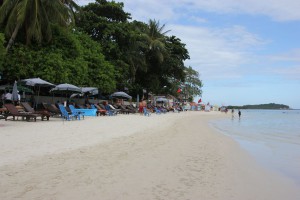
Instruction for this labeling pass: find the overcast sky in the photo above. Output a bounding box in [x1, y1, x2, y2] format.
[77, 0, 300, 108]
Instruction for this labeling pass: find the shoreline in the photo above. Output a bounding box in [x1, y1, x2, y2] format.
[1, 112, 299, 199]
[209, 109, 300, 186]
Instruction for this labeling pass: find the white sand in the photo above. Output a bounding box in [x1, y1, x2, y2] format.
[0, 111, 299, 200]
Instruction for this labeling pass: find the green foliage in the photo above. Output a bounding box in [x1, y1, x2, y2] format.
[0, 0, 75, 49]
[227, 103, 290, 110]
[183, 66, 203, 97]
[76, 0, 131, 90]
[157, 36, 189, 96]
[2, 27, 116, 92]
[76, 2, 201, 98]
[135, 20, 170, 94]
[1, 0, 204, 101]
[86, 0, 130, 22]
[76, 32, 116, 92]
[0, 32, 5, 70]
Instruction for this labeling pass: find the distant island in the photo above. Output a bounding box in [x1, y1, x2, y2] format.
[227, 103, 290, 110]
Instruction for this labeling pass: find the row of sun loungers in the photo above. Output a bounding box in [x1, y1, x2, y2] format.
[2, 103, 50, 122]
[0, 102, 178, 122]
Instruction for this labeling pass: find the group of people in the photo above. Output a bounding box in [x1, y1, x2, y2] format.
[1, 92, 21, 105]
[1, 92, 36, 108]
[138, 99, 183, 114]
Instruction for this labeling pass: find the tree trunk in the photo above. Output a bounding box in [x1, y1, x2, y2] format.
[6, 23, 20, 51]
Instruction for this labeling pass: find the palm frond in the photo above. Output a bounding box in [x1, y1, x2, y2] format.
[0, 0, 18, 23]
[4, 3, 19, 37]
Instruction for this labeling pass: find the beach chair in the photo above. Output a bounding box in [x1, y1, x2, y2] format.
[114, 104, 131, 114]
[104, 104, 116, 116]
[42, 103, 61, 117]
[58, 104, 75, 121]
[158, 106, 167, 113]
[21, 102, 51, 120]
[143, 107, 151, 117]
[154, 107, 162, 114]
[3, 104, 41, 122]
[91, 104, 107, 116]
[0, 114, 5, 120]
[68, 105, 84, 120]
[126, 104, 138, 113]
[108, 104, 120, 115]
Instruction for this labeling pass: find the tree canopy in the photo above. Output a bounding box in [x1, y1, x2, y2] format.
[227, 103, 290, 110]
[0, 0, 203, 100]
[0, 33, 5, 70]
[0, 0, 75, 50]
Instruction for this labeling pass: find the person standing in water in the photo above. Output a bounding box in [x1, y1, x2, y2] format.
[231, 109, 234, 119]
[238, 110, 241, 119]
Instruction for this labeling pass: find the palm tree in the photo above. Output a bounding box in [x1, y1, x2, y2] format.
[144, 19, 170, 63]
[124, 22, 147, 83]
[135, 20, 170, 94]
[61, 0, 80, 18]
[126, 40, 147, 83]
[0, 0, 76, 50]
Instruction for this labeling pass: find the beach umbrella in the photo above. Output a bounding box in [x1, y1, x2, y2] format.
[156, 97, 168, 102]
[11, 81, 19, 102]
[50, 83, 82, 93]
[20, 78, 55, 108]
[20, 78, 55, 87]
[111, 91, 132, 99]
[70, 93, 83, 98]
[82, 87, 98, 95]
[50, 83, 82, 103]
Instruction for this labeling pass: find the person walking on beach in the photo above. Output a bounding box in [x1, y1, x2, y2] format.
[238, 110, 241, 119]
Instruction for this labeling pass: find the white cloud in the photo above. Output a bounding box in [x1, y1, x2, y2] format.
[167, 24, 264, 79]
[76, 0, 94, 5]
[75, 0, 299, 81]
[269, 49, 300, 62]
[258, 49, 300, 80]
[270, 65, 300, 80]
[118, 0, 300, 22]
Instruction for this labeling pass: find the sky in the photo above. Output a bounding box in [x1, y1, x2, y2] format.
[77, 0, 300, 109]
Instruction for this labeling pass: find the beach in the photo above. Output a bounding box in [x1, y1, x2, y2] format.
[0, 111, 299, 200]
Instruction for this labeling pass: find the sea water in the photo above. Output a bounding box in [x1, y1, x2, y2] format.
[210, 109, 300, 185]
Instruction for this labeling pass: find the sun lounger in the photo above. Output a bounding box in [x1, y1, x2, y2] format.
[4, 104, 42, 122]
[107, 104, 120, 115]
[154, 107, 162, 114]
[126, 105, 138, 113]
[113, 104, 131, 114]
[143, 107, 151, 116]
[58, 104, 75, 121]
[69, 105, 97, 117]
[91, 104, 107, 116]
[21, 102, 50, 120]
[42, 103, 61, 117]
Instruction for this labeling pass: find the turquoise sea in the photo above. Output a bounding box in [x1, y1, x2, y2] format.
[210, 109, 300, 185]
